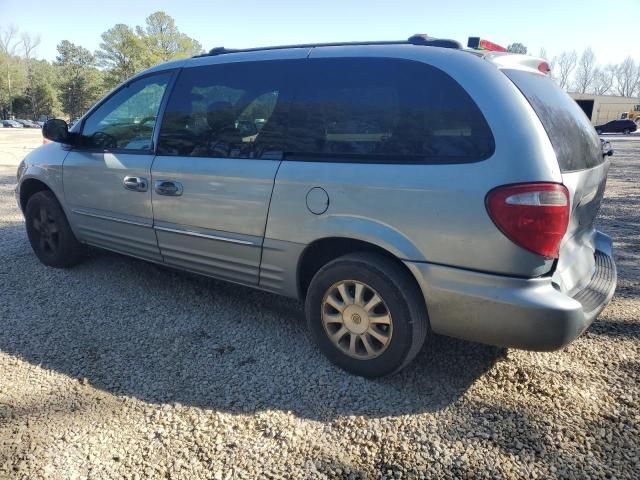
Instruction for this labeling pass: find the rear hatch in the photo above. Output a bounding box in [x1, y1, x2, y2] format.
[503, 69, 609, 295]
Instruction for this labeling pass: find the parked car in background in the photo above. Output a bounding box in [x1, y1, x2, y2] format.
[2, 120, 23, 128]
[595, 119, 637, 134]
[16, 119, 42, 128]
[16, 35, 617, 377]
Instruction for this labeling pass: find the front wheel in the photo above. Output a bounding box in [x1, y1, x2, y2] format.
[305, 252, 428, 377]
[25, 190, 86, 268]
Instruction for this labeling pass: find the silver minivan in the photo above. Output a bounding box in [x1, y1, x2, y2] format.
[16, 35, 617, 377]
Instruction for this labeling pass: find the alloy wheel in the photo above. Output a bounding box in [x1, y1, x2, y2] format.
[32, 205, 60, 254]
[321, 280, 393, 360]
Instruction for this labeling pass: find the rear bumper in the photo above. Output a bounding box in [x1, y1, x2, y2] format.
[404, 232, 617, 351]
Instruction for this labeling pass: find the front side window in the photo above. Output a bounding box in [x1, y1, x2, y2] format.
[81, 72, 171, 150]
[286, 58, 494, 162]
[157, 61, 290, 159]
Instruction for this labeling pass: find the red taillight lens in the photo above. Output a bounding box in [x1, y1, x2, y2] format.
[538, 62, 551, 74]
[486, 183, 570, 259]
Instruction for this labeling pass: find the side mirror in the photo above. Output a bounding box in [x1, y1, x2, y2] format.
[600, 139, 614, 158]
[42, 119, 70, 143]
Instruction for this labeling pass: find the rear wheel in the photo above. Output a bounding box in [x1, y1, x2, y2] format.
[305, 252, 428, 377]
[25, 191, 85, 268]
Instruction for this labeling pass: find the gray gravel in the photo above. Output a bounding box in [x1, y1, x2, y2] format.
[0, 133, 639, 479]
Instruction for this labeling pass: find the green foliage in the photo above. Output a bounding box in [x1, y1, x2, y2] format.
[94, 12, 203, 89]
[96, 24, 145, 88]
[0, 52, 26, 118]
[24, 59, 62, 119]
[1, 12, 201, 121]
[55, 40, 105, 120]
[12, 95, 31, 117]
[136, 11, 203, 64]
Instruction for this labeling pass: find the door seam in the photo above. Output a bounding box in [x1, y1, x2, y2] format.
[258, 159, 284, 286]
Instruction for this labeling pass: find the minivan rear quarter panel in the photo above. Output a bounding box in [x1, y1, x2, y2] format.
[263, 46, 562, 297]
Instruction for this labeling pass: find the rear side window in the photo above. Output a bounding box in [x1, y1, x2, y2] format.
[157, 61, 291, 159]
[286, 58, 494, 163]
[504, 69, 603, 172]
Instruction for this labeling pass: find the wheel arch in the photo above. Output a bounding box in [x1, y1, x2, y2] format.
[296, 236, 421, 300]
[19, 177, 54, 213]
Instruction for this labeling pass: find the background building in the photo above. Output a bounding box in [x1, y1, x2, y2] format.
[570, 93, 640, 125]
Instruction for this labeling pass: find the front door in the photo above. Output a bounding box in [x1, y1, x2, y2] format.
[63, 72, 173, 261]
[151, 60, 294, 285]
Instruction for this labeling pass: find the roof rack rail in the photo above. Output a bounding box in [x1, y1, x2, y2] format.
[194, 34, 462, 58]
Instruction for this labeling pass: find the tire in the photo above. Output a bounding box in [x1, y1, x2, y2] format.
[25, 190, 85, 268]
[305, 252, 428, 377]
[623, 128, 630, 135]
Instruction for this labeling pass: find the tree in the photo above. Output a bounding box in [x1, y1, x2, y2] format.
[96, 24, 145, 88]
[21, 32, 44, 119]
[55, 40, 104, 120]
[593, 65, 615, 95]
[574, 47, 597, 94]
[613, 57, 640, 97]
[24, 59, 61, 119]
[507, 43, 527, 54]
[94, 12, 203, 90]
[21, 32, 40, 60]
[136, 11, 203, 66]
[0, 25, 22, 117]
[554, 50, 578, 90]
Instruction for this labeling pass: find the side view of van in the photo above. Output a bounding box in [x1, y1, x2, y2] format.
[16, 35, 617, 377]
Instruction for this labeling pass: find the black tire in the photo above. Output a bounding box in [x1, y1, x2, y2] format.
[623, 128, 630, 135]
[25, 190, 85, 268]
[305, 252, 428, 377]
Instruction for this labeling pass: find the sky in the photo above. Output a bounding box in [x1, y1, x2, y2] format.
[1, 0, 639, 65]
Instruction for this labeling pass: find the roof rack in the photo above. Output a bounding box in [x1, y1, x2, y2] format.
[194, 34, 462, 58]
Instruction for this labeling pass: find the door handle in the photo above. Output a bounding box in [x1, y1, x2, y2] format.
[123, 176, 148, 192]
[154, 180, 183, 196]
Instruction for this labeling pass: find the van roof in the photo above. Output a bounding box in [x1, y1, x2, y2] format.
[193, 34, 463, 58]
[138, 36, 547, 80]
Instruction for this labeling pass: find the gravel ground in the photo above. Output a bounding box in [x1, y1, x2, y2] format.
[0, 129, 42, 166]
[0, 132, 638, 479]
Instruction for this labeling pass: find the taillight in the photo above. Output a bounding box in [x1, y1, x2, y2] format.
[485, 183, 570, 259]
[538, 62, 551, 74]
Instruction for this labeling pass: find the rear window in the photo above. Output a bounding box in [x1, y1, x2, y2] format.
[286, 58, 494, 163]
[504, 69, 603, 172]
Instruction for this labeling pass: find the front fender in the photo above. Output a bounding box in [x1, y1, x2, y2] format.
[16, 142, 69, 213]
